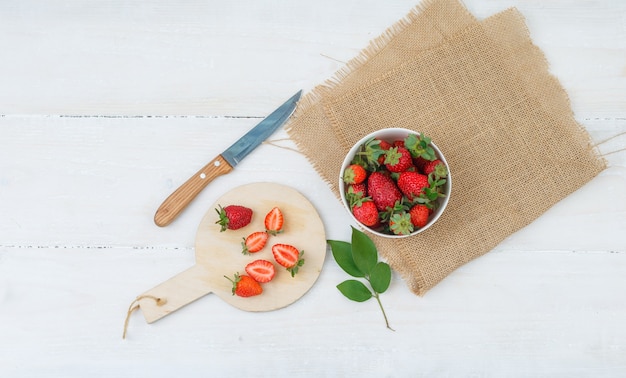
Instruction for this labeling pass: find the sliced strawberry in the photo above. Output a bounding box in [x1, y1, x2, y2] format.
[245, 259, 276, 283]
[241, 231, 269, 254]
[264, 207, 284, 236]
[271, 244, 305, 277]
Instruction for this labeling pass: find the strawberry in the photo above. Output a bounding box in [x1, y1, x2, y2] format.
[409, 204, 430, 228]
[388, 211, 414, 236]
[215, 204, 253, 232]
[397, 171, 429, 201]
[352, 199, 379, 227]
[245, 259, 275, 283]
[343, 164, 367, 184]
[349, 183, 367, 198]
[264, 207, 284, 236]
[376, 139, 392, 165]
[241, 231, 269, 254]
[271, 244, 305, 277]
[392, 140, 405, 148]
[224, 273, 262, 297]
[367, 172, 402, 211]
[423, 159, 448, 177]
[345, 183, 367, 211]
[384, 146, 413, 173]
[413, 156, 429, 172]
[378, 139, 392, 150]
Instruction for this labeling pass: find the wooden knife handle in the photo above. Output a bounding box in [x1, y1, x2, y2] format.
[154, 154, 233, 227]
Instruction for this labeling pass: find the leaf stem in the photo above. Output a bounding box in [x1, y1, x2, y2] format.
[372, 290, 394, 331]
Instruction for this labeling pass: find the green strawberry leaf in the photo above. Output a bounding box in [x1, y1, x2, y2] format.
[327, 240, 364, 278]
[370, 262, 392, 293]
[422, 147, 436, 161]
[337, 280, 372, 302]
[350, 226, 378, 275]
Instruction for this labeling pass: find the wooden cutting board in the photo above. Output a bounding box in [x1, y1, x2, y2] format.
[137, 182, 327, 323]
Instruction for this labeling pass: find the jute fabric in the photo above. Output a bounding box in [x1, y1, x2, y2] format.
[286, 0, 606, 295]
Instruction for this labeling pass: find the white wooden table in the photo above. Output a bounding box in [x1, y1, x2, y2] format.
[1, 1, 625, 376]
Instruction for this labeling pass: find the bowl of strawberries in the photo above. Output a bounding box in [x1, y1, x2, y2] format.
[339, 128, 451, 238]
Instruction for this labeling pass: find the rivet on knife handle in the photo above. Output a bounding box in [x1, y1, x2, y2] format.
[154, 155, 233, 227]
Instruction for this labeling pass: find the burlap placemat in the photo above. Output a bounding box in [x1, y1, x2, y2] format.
[286, 0, 606, 295]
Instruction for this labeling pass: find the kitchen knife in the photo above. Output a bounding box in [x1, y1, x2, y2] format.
[154, 90, 302, 227]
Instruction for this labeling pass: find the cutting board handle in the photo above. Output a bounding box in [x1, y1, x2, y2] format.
[137, 264, 214, 324]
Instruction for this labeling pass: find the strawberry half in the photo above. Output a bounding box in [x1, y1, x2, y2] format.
[241, 231, 269, 254]
[271, 244, 305, 277]
[224, 273, 262, 297]
[264, 207, 284, 236]
[245, 259, 276, 283]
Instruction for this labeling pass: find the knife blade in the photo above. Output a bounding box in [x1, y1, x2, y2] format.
[154, 90, 302, 227]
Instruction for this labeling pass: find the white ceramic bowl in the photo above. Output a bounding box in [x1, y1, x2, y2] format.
[339, 128, 451, 238]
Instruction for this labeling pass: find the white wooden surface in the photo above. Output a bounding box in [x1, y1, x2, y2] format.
[1, 0, 625, 376]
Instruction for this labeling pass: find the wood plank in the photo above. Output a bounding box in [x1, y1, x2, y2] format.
[0, 0, 623, 115]
[0, 246, 624, 375]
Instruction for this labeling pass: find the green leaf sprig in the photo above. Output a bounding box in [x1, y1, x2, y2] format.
[327, 226, 394, 330]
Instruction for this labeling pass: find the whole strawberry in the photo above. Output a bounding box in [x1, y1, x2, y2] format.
[224, 273, 262, 297]
[348, 183, 367, 198]
[409, 204, 430, 228]
[367, 172, 402, 211]
[343, 164, 367, 184]
[423, 159, 448, 177]
[392, 140, 405, 148]
[397, 171, 429, 201]
[376, 138, 392, 166]
[389, 211, 414, 236]
[351, 199, 379, 227]
[384, 146, 413, 173]
[215, 204, 253, 232]
[413, 156, 429, 172]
